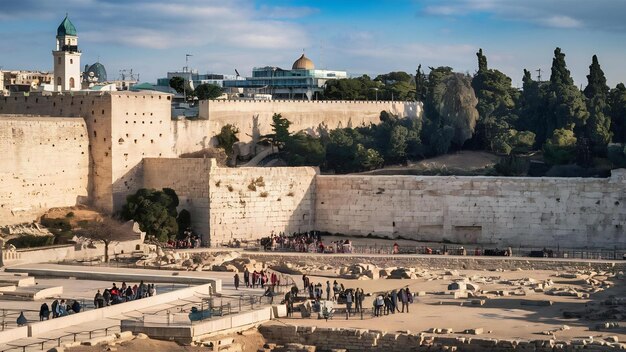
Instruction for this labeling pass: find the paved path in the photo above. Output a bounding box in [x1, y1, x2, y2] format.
[0, 265, 271, 351]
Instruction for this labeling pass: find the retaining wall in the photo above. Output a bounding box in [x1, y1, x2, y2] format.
[0, 116, 89, 225]
[315, 170, 626, 249]
[259, 324, 624, 352]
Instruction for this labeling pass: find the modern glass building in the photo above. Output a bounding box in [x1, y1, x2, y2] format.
[223, 54, 347, 100]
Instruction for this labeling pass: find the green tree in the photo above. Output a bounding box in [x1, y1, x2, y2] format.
[325, 129, 357, 173]
[216, 124, 240, 155]
[262, 113, 292, 150]
[195, 83, 223, 100]
[609, 83, 626, 143]
[121, 188, 179, 242]
[415, 65, 427, 102]
[583, 55, 612, 153]
[543, 126, 577, 164]
[169, 76, 185, 94]
[386, 125, 408, 162]
[284, 132, 325, 166]
[545, 48, 589, 140]
[517, 69, 548, 145]
[354, 144, 384, 171]
[471, 49, 522, 151]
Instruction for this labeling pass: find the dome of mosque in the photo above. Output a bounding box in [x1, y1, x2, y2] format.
[57, 15, 77, 37]
[292, 54, 315, 70]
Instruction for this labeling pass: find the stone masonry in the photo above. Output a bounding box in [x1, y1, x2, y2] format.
[0, 115, 89, 224]
[315, 172, 626, 248]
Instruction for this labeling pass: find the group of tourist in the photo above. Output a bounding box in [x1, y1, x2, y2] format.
[260, 232, 353, 254]
[38, 298, 82, 321]
[93, 281, 156, 308]
[165, 235, 201, 249]
[372, 288, 413, 316]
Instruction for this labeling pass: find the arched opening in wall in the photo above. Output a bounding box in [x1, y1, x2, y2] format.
[70, 59, 73, 64]
[69, 77, 75, 89]
[93, 131, 97, 137]
[57, 57, 61, 64]
[56, 77, 61, 86]
[118, 138, 124, 144]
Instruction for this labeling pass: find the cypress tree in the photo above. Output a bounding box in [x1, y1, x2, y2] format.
[609, 83, 626, 143]
[545, 48, 589, 139]
[583, 55, 612, 151]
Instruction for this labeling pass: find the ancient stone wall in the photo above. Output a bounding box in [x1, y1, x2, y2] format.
[109, 93, 175, 210]
[0, 92, 174, 213]
[208, 166, 318, 246]
[0, 116, 89, 225]
[171, 100, 421, 155]
[259, 324, 622, 351]
[315, 171, 626, 249]
[143, 158, 212, 242]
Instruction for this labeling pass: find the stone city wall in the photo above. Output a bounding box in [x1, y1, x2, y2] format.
[171, 100, 421, 154]
[143, 158, 212, 242]
[0, 92, 174, 213]
[0, 116, 89, 225]
[141, 160, 317, 246]
[315, 171, 626, 249]
[259, 324, 624, 351]
[208, 166, 318, 246]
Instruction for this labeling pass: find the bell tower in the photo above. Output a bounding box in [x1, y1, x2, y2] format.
[52, 15, 81, 91]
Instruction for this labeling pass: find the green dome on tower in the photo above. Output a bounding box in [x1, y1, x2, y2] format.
[57, 15, 77, 37]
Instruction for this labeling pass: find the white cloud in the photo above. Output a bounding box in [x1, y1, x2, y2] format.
[419, 0, 626, 31]
[539, 15, 583, 29]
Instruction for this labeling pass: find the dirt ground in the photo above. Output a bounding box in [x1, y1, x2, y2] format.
[362, 150, 499, 175]
[275, 268, 626, 342]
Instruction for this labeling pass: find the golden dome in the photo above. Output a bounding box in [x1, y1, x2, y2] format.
[292, 54, 315, 70]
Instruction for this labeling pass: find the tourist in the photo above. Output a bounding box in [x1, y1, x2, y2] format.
[17, 311, 27, 326]
[391, 289, 399, 314]
[308, 283, 314, 299]
[125, 286, 134, 301]
[374, 294, 384, 317]
[56, 299, 68, 317]
[234, 273, 240, 290]
[51, 299, 59, 318]
[71, 300, 81, 313]
[325, 281, 331, 301]
[285, 291, 294, 317]
[149, 284, 156, 296]
[333, 281, 341, 301]
[354, 288, 362, 313]
[39, 303, 50, 321]
[345, 290, 353, 316]
[383, 293, 392, 315]
[393, 242, 399, 254]
[302, 274, 309, 290]
[405, 288, 413, 312]
[103, 289, 111, 306]
[94, 290, 104, 308]
[252, 270, 258, 288]
[399, 288, 408, 313]
[244, 268, 250, 288]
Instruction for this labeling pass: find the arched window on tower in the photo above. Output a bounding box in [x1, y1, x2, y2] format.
[57, 57, 61, 64]
[56, 77, 61, 86]
[70, 59, 73, 64]
[70, 77, 75, 89]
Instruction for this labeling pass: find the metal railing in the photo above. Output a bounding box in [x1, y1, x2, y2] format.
[0, 324, 119, 352]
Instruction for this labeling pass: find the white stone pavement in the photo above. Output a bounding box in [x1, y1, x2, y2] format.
[0, 265, 269, 351]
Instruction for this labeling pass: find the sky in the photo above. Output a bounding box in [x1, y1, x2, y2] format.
[1, 0, 626, 88]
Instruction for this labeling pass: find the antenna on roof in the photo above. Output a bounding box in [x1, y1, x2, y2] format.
[536, 68, 542, 81]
